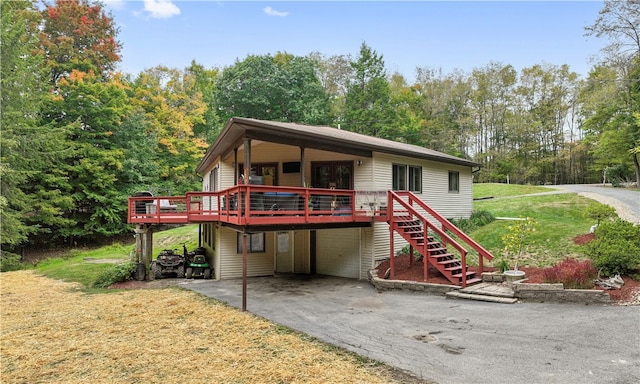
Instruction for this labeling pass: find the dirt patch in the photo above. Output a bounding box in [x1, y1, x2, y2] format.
[573, 232, 595, 245]
[376, 254, 640, 305]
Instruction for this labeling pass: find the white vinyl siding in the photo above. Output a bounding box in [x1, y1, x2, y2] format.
[360, 227, 376, 279]
[368, 153, 474, 264]
[316, 228, 360, 278]
[218, 227, 275, 279]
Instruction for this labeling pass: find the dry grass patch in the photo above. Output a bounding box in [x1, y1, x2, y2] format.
[1, 271, 417, 384]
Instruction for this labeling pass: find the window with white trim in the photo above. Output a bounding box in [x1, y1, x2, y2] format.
[392, 164, 422, 192]
[448, 171, 459, 193]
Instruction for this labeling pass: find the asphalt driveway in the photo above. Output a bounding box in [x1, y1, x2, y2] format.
[181, 275, 640, 384]
[556, 184, 640, 223]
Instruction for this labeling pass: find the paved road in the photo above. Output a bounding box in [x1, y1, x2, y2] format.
[182, 276, 640, 384]
[556, 184, 640, 223]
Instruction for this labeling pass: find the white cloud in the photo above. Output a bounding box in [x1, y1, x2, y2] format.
[143, 0, 181, 19]
[103, 0, 126, 11]
[263, 6, 289, 17]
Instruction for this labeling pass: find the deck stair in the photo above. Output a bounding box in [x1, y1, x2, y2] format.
[386, 191, 496, 288]
[391, 214, 482, 287]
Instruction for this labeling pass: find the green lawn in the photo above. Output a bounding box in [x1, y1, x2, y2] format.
[35, 224, 200, 287]
[470, 185, 602, 267]
[473, 183, 558, 199]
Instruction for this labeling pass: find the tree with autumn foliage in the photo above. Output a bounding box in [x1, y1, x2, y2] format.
[129, 66, 209, 194]
[39, 0, 121, 85]
[33, 0, 131, 243]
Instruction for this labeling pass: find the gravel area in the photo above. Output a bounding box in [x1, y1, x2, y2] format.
[574, 191, 639, 224]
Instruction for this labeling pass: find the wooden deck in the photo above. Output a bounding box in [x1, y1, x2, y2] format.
[128, 185, 388, 228]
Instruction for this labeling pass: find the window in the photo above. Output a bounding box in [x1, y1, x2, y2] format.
[237, 232, 265, 253]
[311, 161, 353, 189]
[393, 164, 422, 192]
[209, 167, 218, 192]
[239, 163, 277, 186]
[203, 223, 214, 250]
[448, 171, 459, 193]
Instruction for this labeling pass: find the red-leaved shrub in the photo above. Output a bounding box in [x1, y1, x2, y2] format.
[542, 258, 597, 289]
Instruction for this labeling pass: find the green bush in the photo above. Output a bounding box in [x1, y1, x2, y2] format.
[92, 261, 136, 288]
[605, 164, 633, 187]
[449, 210, 495, 232]
[583, 219, 640, 276]
[584, 203, 617, 225]
[397, 244, 422, 259]
[0, 250, 24, 272]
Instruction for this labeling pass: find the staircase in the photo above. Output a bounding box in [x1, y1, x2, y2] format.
[392, 215, 482, 287]
[387, 191, 495, 288]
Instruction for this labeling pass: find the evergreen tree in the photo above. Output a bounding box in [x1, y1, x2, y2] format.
[344, 42, 395, 138]
[1, 0, 74, 249]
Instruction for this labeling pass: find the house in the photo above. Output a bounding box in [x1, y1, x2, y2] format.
[128, 117, 493, 300]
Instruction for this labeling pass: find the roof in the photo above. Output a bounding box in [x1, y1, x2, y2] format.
[196, 117, 479, 174]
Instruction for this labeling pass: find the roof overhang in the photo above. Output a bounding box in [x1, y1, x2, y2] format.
[196, 117, 479, 174]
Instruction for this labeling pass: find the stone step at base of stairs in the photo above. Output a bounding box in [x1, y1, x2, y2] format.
[459, 282, 515, 298]
[445, 291, 518, 304]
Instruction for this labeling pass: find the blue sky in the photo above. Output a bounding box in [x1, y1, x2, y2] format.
[104, 1, 606, 82]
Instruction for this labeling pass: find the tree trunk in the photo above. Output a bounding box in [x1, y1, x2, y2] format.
[633, 152, 640, 187]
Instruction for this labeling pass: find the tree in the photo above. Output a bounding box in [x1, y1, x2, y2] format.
[1, 0, 74, 249]
[583, 1, 640, 186]
[185, 60, 222, 143]
[344, 42, 395, 138]
[215, 53, 330, 125]
[517, 64, 580, 185]
[585, 0, 640, 69]
[43, 70, 131, 239]
[130, 66, 208, 194]
[39, 0, 121, 85]
[412, 67, 473, 156]
[581, 58, 640, 186]
[307, 52, 353, 126]
[468, 62, 517, 183]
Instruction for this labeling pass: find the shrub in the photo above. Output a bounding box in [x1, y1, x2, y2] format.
[397, 244, 422, 259]
[0, 251, 24, 272]
[449, 210, 495, 232]
[583, 219, 640, 276]
[583, 203, 617, 225]
[543, 258, 597, 289]
[605, 164, 633, 187]
[92, 261, 136, 288]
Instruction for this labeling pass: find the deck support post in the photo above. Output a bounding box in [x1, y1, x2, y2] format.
[389, 223, 395, 279]
[299, 146, 305, 187]
[134, 224, 153, 281]
[242, 232, 248, 312]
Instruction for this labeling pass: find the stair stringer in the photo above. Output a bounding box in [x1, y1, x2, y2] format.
[389, 213, 480, 287]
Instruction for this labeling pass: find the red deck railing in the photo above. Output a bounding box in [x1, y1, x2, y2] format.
[128, 185, 388, 226]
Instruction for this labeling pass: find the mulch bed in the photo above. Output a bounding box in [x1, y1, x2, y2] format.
[375, 254, 640, 305]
